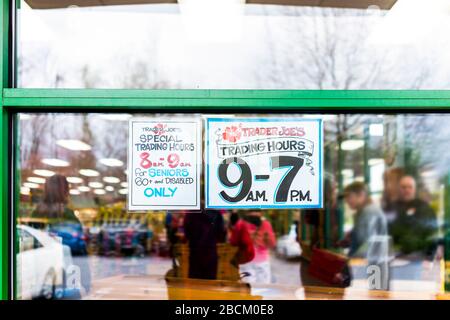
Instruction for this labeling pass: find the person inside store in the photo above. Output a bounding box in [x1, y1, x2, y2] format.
[239, 211, 276, 284]
[389, 175, 442, 260]
[33, 174, 91, 298]
[183, 208, 226, 280]
[228, 210, 255, 268]
[165, 210, 184, 269]
[339, 181, 389, 290]
[34, 174, 80, 224]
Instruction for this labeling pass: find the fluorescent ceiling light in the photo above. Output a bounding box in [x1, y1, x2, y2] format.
[42, 158, 70, 167]
[120, 182, 128, 188]
[69, 189, 81, 195]
[118, 188, 128, 195]
[88, 182, 104, 189]
[94, 189, 106, 195]
[21, 187, 31, 195]
[27, 177, 46, 184]
[78, 186, 91, 192]
[99, 158, 124, 167]
[105, 186, 114, 192]
[369, 123, 384, 137]
[67, 176, 84, 184]
[24, 182, 39, 189]
[103, 176, 120, 184]
[56, 139, 92, 151]
[79, 169, 100, 177]
[341, 139, 365, 151]
[33, 169, 55, 177]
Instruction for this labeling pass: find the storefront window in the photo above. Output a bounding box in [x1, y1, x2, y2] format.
[15, 112, 448, 299]
[17, 0, 450, 89]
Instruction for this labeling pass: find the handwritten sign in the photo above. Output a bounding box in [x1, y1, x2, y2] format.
[128, 119, 201, 210]
[205, 118, 323, 209]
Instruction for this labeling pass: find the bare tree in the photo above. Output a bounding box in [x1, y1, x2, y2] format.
[256, 6, 436, 90]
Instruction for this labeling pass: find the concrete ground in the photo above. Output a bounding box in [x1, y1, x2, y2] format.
[71, 253, 444, 300]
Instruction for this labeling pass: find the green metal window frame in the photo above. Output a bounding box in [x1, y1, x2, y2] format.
[2, 0, 450, 300]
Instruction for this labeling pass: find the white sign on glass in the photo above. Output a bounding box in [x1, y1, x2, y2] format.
[205, 117, 323, 209]
[128, 118, 201, 210]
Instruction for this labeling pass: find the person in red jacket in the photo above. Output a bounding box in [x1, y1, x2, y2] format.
[239, 211, 276, 284]
[228, 211, 255, 267]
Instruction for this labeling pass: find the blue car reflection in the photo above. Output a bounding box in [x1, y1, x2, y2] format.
[49, 223, 88, 256]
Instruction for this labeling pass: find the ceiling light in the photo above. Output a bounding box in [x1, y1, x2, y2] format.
[118, 188, 128, 195]
[42, 158, 70, 167]
[94, 189, 106, 195]
[67, 176, 84, 184]
[24, 182, 39, 189]
[103, 176, 120, 184]
[105, 186, 114, 192]
[21, 187, 31, 195]
[79, 169, 100, 177]
[88, 182, 104, 189]
[56, 139, 92, 151]
[99, 158, 124, 167]
[78, 186, 91, 192]
[33, 169, 55, 177]
[341, 140, 365, 151]
[120, 182, 128, 188]
[69, 189, 81, 195]
[27, 177, 46, 184]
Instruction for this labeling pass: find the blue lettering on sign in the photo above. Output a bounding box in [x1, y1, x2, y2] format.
[144, 187, 178, 198]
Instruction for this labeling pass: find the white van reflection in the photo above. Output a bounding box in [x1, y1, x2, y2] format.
[17, 224, 73, 299]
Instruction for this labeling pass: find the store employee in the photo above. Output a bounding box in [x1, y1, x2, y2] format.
[390, 176, 440, 259]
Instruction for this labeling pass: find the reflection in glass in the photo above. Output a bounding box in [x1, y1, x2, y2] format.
[17, 1, 450, 89]
[16, 113, 448, 299]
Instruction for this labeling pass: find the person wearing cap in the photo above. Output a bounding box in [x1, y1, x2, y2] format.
[340, 181, 389, 290]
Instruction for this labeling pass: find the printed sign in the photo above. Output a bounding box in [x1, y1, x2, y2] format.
[205, 118, 323, 209]
[128, 119, 201, 210]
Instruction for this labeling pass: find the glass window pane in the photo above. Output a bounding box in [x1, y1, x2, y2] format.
[15, 112, 448, 299]
[17, 0, 450, 89]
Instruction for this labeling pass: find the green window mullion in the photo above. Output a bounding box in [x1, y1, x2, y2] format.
[0, 0, 10, 301]
[3, 89, 450, 111]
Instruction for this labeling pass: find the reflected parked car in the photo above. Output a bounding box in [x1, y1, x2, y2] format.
[116, 223, 153, 257]
[49, 222, 88, 256]
[94, 220, 152, 256]
[17, 225, 72, 299]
